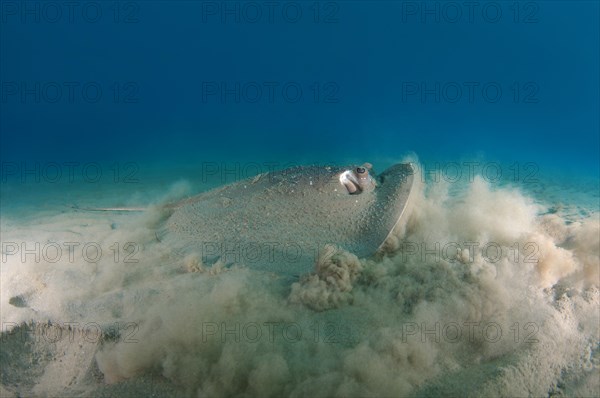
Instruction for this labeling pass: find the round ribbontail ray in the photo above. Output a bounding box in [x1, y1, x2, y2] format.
[158, 162, 417, 275]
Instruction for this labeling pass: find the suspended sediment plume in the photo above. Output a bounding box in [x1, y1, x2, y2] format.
[0, 163, 598, 397]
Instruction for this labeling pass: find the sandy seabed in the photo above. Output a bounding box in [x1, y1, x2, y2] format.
[1, 163, 598, 397]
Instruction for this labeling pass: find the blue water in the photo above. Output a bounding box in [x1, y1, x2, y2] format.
[1, 1, 598, 180]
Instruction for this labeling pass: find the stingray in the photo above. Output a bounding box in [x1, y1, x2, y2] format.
[156, 162, 417, 275]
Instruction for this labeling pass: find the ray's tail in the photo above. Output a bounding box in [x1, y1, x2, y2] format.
[70, 204, 147, 212]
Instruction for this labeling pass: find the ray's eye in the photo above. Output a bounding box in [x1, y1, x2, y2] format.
[340, 167, 375, 195]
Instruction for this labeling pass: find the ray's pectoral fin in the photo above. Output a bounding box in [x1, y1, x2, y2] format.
[373, 162, 418, 252]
